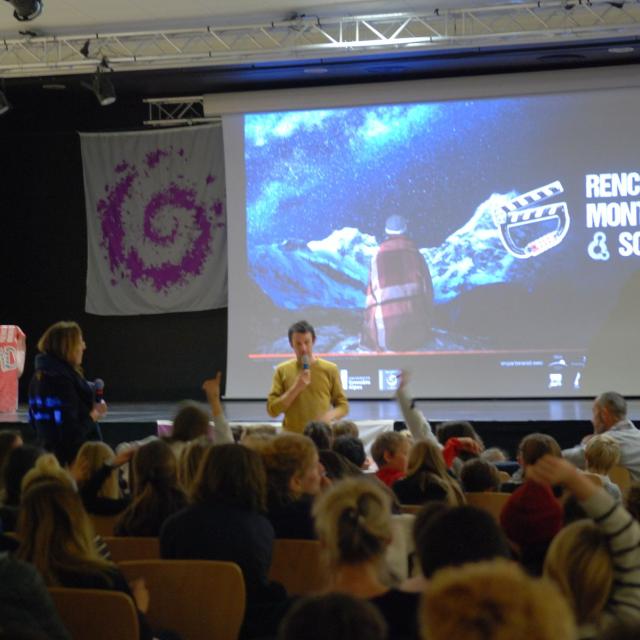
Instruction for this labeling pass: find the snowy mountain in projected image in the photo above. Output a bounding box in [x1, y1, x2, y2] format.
[249, 192, 543, 353]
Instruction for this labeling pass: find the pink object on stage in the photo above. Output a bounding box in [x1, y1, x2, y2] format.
[0, 325, 26, 413]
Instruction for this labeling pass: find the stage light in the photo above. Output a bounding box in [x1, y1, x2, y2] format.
[0, 90, 10, 115]
[87, 61, 116, 106]
[6, 0, 43, 22]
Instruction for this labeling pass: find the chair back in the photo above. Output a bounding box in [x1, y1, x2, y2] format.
[103, 536, 160, 562]
[269, 539, 326, 596]
[48, 587, 138, 640]
[119, 559, 245, 640]
[610, 465, 632, 497]
[89, 514, 121, 537]
[464, 492, 511, 522]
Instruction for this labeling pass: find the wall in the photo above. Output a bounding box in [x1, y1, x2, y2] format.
[1, 90, 227, 402]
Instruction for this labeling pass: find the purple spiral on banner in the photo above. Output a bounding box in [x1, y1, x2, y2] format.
[96, 146, 223, 293]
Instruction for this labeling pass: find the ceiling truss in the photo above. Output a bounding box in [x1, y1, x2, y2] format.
[2, 1, 640, 77]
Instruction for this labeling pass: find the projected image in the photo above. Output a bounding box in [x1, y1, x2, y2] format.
[228, 88, 640, 398]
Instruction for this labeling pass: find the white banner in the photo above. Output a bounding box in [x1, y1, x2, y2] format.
[80, 125, 227, 315]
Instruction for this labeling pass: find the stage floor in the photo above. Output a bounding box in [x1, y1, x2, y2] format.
[4, 397, 640, 425]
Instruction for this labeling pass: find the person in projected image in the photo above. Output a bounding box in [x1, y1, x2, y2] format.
[362, 214, 434, 352]
[563, 391, 640, 481]
[266, 320, 349, 434]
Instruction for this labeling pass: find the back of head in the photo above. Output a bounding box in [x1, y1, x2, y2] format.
[420, 559, 576, 640]
[417, 506, 511, 578]
[21, 454, 74, 494]
[313, 477, 391, 567]
[436, 421, 483, 461]
[278, 593, 387, 640]
[544, 519, 613, 625]
[332, 420, 359, 439]
[460, 458, 501, 493]
[370, 431, 405, 468]
[4, 445, 43, 506]
[407, 440, 448, 478]
[177, 437, 212, 494]
[261, 433, 317, 504]
[132, 439, 179, 496]
[192, 443, 266, 511]
[170, 401, 210, 442]
[17, 479, 110, 585]
[585, 434, 621, 475]
[518, 433, 562, 467]
[333, 436, 366, 468]
[304, 421, 333, 450]
[75, 441, 119, 498]
[36, 321, 82, 364]
[596, 391, 627, 421]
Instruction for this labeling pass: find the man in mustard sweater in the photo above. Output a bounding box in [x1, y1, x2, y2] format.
[267, 320, 349, 433]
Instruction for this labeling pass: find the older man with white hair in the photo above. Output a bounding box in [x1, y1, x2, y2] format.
[563, 391, 640, 481]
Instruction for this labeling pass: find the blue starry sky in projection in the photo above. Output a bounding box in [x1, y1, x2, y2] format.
[245, 99, 537, 248]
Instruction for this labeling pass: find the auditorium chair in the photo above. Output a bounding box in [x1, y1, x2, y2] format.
[89, 513, 122, 537]
[103, 536, 160, 562]
[119, 559, 245, 640]
[464, 492, 511, 522]
[269, 538, 326, 595]
[48, 587, 139, 640]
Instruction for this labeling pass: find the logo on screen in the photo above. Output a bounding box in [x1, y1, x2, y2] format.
[379, 369, 402, 391]
[493, 180, 570, 259]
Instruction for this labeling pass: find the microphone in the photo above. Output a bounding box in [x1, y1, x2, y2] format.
[94, 378, 105, 403]
[302, 355, 310, 370]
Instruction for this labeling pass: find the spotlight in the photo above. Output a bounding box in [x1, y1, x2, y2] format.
[84, 59, 116, 106]
[6, 0, 43, 22]
[0, 90, 10, 115]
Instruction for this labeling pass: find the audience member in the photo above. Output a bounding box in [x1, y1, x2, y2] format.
[16, 480, 155, 640]
[584, 434, 623, 501]
[74, 442, 134, 516]
[564, 391, 640, 480]
[416, 505, 511, 579]
[0, 551, 71, 640]
[419, 559, 576, 640]
[372, 432, 410, 488]
[278, 593, 387, 640]
[261, 433, 325, 539]
[160, 443, 288, 638]
[392, 440, 464, 506]
[460, 458, 501, 493]
[500, 477, 563, 575]
[313, 477, 420, 639]
[304, 421, 333, 450]
[0, 429, 23, 501]
[115, 440, 187, 537]
[0, 444, 43, 531]
[333, 436, 368, 470]
[163, 401, 210, 457]
[501, 432, 562, 492]
[481, 446, 508, 463]
[176, 437, 212, 494]
[530, 455, 640, 637]
[626, 481, 640, 522]
[332, 420, 359, 439]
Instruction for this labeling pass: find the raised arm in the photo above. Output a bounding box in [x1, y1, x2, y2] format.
[202, 372, 233, 444]
[395, 371, 439, 445]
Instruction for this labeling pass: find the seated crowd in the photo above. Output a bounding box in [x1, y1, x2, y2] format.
[3, 373, 640, 640]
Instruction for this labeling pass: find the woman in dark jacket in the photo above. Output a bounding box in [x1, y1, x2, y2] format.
[28, 321, 106, 466]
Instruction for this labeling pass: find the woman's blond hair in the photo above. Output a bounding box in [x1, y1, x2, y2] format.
[178, 437, 212, 495]
[313, 477, 392, 568]
[21, 453, 75, 493]
[406, 440, 465, 506]
[16, 479, 114, 586]
[261, 433, 317, 505]
[544, 519, 613, 625]
[75, 442, 120, 499]
[37, 321, 83, 370]
[421, 559, 575, 640]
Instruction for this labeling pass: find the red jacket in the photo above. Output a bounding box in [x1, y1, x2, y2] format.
[362, 235, 434, 351]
